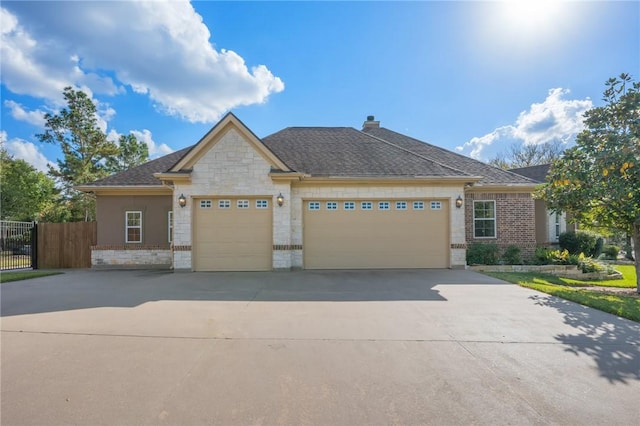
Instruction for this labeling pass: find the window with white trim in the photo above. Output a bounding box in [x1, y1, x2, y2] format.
[378, 201, 390, 210]
[309, 202, 320, 210]
[413, 201, 425, 210]
[200, 200, 212, 208]
[218, 199, 230, 209]
[256, 199, 268, 209]
[473, 200, 496, 238]
[344, 201, 355, 211]
[125, 211, 142, 243]
[168, 211, 173, 243]
[326, 201, 338, 210]
[555, 212, 561, 241]
[430, 201, 442, 210]
[396, 201, 407, 210]
[237, 199, 250, 209]
[361, 201, 372, 210]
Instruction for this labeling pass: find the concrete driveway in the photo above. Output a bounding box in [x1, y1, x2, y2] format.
[1, 269, 638, 425]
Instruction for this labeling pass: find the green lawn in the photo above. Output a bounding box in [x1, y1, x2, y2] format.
[0, 271, 63, 283]
[485, 265, 640, 323]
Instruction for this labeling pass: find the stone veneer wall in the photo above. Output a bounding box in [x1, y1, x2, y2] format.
[464, 192, 536, 259]
[92, 246, 171, 269]
[172, 127, 291, 271]
[290, 184, 467, 269]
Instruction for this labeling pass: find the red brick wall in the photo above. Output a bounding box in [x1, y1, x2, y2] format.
[465, 192, 536, 259]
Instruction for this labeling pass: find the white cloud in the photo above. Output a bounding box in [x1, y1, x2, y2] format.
[457, 88, 592, 159]
[3, 100, 46, 127]
[1, 131, 56, 173]
[130, 129, 174, 158]
[1, 1, 284, 123]
[107, 128, 173, 158]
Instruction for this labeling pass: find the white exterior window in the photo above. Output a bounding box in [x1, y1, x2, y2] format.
[200, 200, 212, 208]
[344, 201, 355, 210]
[309, 202, 320, 211]
[473, 200, 496, 238]
[218, 199, 230, 209]
[430, 201, 442, 210]
[413, 201, 425, 210]
[396, 201, 407, 210]
[168, 211, 173, 243]
[237, 199, 250, 209]
[125, 211, 142, 243]
[256, 200, 268, 209]
[361, 201, 373, 210]
[326, 202, 338, 210]
[378, 201, 390, 210]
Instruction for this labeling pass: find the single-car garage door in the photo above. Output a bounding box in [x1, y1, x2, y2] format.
[193, 197, 272, 271]
[303, 199, 449, 269]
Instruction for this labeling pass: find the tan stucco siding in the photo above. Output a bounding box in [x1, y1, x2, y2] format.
[96, 195, 172, 246]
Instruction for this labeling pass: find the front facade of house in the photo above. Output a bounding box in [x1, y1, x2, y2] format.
[509, 164, 576, 246]
[78, 114, 537, 271]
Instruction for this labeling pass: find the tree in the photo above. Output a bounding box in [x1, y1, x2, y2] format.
[105, 133, 149, 173]
[0, 148, 58, 221]
[37, 87, 118, 221]
[489, 141, 565, 170]
[539, 73, 640, 293]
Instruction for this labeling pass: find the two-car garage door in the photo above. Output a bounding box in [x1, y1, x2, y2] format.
[303, 199, 449, 269]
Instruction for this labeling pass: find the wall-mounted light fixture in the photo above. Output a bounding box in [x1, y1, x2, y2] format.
[276, 193, 285, 207]
[178, 193, 187, 208]
[455, 195, 463, 209]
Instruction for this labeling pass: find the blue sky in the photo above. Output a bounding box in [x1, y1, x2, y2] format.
[1, 1, 638, 172]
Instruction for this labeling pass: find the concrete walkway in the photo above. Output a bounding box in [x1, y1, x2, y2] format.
[1, 269, 638, 425]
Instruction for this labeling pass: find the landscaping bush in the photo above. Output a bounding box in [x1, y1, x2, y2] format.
[533, 247, 552, 265]
[603, 245, 620, 260]
[502, 245, 522, 265]
[559, 230, 601, 256]
[466, 243, 500, 265]
[594, 236, 604, 257]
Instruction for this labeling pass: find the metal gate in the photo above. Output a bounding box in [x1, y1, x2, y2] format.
[0, 221, 37, 271]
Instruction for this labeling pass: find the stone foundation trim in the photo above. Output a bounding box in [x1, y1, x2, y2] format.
[273, 244, 303, 251]
[172, 245, 192, 251]
[450, 243, 467, 249]
[92, 245, 170, 250]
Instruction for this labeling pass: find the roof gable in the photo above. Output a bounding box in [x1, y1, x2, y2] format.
[170, 112, 290, 172]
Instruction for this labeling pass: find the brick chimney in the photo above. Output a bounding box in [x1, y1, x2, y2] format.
[362, 115, 380, 129]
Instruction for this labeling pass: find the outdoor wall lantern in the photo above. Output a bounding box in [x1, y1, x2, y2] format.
[276, 193, 285, 207]
[178, 193, 187, 208]
[455, 195, 463, 209]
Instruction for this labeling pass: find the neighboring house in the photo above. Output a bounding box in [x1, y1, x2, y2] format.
[509, 164, 576, 246]
[77, 113, 537, 271]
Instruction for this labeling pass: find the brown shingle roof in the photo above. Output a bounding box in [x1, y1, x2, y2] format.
[509, 164, 550, 183]
[362, 127, 536, 185]
[84, 146, 192, 186]
[261, 127, 471, 178]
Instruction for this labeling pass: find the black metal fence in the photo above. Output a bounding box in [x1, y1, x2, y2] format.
[0, 220, 37, 271]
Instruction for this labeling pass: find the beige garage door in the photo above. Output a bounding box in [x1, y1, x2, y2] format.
[193, 198, 272, 271]
[303, 199, 449, 269]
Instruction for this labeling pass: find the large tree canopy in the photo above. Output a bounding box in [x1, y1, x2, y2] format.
[540, 73, 640, 292]
[106, 133, 149, 173]
[0, 148, 58, 221]
[488, 141, 564, 170]
[37, 87, 119, 221]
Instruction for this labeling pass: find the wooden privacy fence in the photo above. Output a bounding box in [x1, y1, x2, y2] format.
[37, 222, 97, 268]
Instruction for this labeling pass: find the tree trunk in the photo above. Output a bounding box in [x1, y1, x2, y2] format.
[633, 223, 640, 294]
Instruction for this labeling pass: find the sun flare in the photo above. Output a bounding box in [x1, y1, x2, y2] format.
[502, 0, 562, 32]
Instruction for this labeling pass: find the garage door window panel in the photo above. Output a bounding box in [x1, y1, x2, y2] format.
[474, 200, 496, 238]
[126, 211, 142, 243]
[308, 202, 320, 211]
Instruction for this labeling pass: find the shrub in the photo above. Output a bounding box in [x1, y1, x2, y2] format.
[603, 245, 620, 259]
[533, 247, 552, 265]
[593, 236, 604, 257]
[502, 245, 522, 265]
[559, 230, 601, 256]
[466, 243, 500, 265]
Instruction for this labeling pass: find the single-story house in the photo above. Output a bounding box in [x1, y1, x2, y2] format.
[78, 113, 538, 271]
[509, 164, 576, 246]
